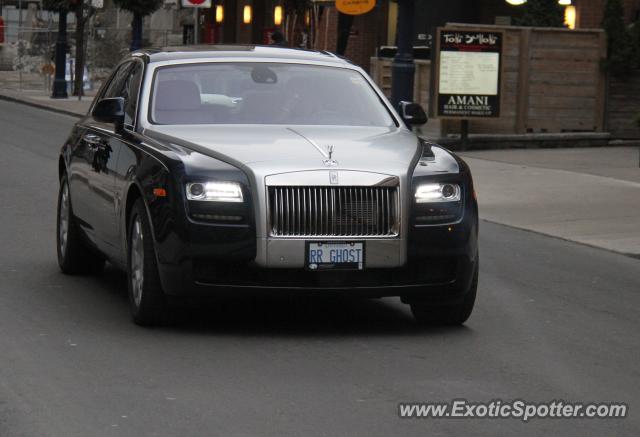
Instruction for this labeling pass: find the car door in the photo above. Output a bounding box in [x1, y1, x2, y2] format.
[109, 60, 145, 265]
[67, 63, 130, 249]
[79, 62, 134, 259]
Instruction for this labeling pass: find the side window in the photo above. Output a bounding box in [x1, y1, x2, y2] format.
[123, 62, 143, 127]
[100, 61, 143, 128]
[103, 62, 132, 100]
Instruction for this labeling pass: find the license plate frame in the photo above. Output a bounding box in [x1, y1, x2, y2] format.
[306, 241, 365, 271]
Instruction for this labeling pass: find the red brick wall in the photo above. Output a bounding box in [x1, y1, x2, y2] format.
[315, 5, 386, 71]
[577, 0, 640, 28]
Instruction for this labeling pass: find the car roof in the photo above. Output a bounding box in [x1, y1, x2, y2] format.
[134, 45, 353, 66]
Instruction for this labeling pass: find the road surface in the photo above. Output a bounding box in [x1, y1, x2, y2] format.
[0, 100, 638, 436]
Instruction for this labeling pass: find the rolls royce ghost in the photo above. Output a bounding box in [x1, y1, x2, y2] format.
[56, 46, 479, 326]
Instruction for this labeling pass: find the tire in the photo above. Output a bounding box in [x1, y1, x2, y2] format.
[410, 259, 478, 326]
[57, 175, 105, 274]
[127, 198, 169, 326]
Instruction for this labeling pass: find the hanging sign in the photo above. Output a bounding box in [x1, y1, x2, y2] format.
[433, 28, 504, 119]
[182, 0, 211, 7]
[335, 0, 375, 16]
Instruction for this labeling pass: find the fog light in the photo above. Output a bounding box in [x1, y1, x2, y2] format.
[192, 213, 243, 222]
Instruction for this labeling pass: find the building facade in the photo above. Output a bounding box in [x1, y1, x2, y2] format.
[179, 0, 640, 70]
[1, 0, 639, 71]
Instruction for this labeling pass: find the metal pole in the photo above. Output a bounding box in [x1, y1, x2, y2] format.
[390, 0, 415, 110]
[460, 119, 469, 151]
[17, 0, 23, 91]
[193, 8, 198, 44]
[18, 0, 23, 94]
[52, 7, 68, 99]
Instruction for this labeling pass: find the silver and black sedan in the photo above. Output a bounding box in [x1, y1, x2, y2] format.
[56, 46, 479, 326]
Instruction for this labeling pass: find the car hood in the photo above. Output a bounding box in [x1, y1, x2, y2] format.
[144, 124, 421, 175]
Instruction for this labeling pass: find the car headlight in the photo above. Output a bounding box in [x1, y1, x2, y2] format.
[415, 183, 461, 203]
[186, 181, 244, 202]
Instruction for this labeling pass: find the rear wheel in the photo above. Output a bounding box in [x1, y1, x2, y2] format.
[127, 199, 169, 326]
[410, 259, 478, 326]
[57, 175, 104, 274]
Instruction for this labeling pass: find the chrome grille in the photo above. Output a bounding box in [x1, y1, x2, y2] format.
[268, 186, 399, 237]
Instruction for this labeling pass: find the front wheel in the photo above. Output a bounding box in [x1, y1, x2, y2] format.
[410, 259, 478, 326]
[127, 199, 170, 326]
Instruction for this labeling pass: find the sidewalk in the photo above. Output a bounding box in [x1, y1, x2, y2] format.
[0, 71, 95, 117]
[462, 148, 640, 257]
[0, 88, 92, 117]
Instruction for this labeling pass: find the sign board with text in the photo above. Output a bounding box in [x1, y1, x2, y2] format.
[182, 0, 211, 7]
[335, 0, 375, 16]
[433, 28, 504, 119]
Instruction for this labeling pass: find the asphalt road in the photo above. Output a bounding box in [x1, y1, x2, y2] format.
[1, 100, 639, 436]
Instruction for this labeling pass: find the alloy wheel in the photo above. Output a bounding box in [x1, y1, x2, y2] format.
[130, 217, 145, 308]
[59, 182, 70, 256]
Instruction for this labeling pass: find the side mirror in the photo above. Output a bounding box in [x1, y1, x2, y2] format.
[398, 101, 428, 127]
[92, 97, 125, 130]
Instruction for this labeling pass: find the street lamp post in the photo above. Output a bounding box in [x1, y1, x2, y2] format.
[390, 0, 415, 109]
[131, 12, 143, 51]
[52, 7, 68, 99]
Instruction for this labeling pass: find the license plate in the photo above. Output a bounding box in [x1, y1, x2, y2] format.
[306, 242, 365, 271]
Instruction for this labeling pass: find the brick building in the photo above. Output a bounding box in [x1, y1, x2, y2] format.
[576, 0, 640, 28]
[3, 0, 625, 72]
[308, 0, 640, 69]
[98, 0, 640, 70]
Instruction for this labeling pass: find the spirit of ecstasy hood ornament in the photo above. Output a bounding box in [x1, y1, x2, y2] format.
[326, 145, 334, 160]
[323, 145, 338, 167]
[285, 128, 338, 167]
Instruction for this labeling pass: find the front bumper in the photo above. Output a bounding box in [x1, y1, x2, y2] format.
[158, 255, 475, 302]
[156, 218, 478, 302]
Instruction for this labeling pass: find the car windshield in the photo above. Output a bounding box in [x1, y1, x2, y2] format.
[149, 62, 395, 127]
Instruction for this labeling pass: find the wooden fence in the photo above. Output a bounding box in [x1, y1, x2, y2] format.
[371, 23, 609, 137]
[607, 71, 640, 139]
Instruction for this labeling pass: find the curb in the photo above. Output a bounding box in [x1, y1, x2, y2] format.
[481, 219, 640, 260]
[432, 133, 615, 151]
[0, 93, 84, 118]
